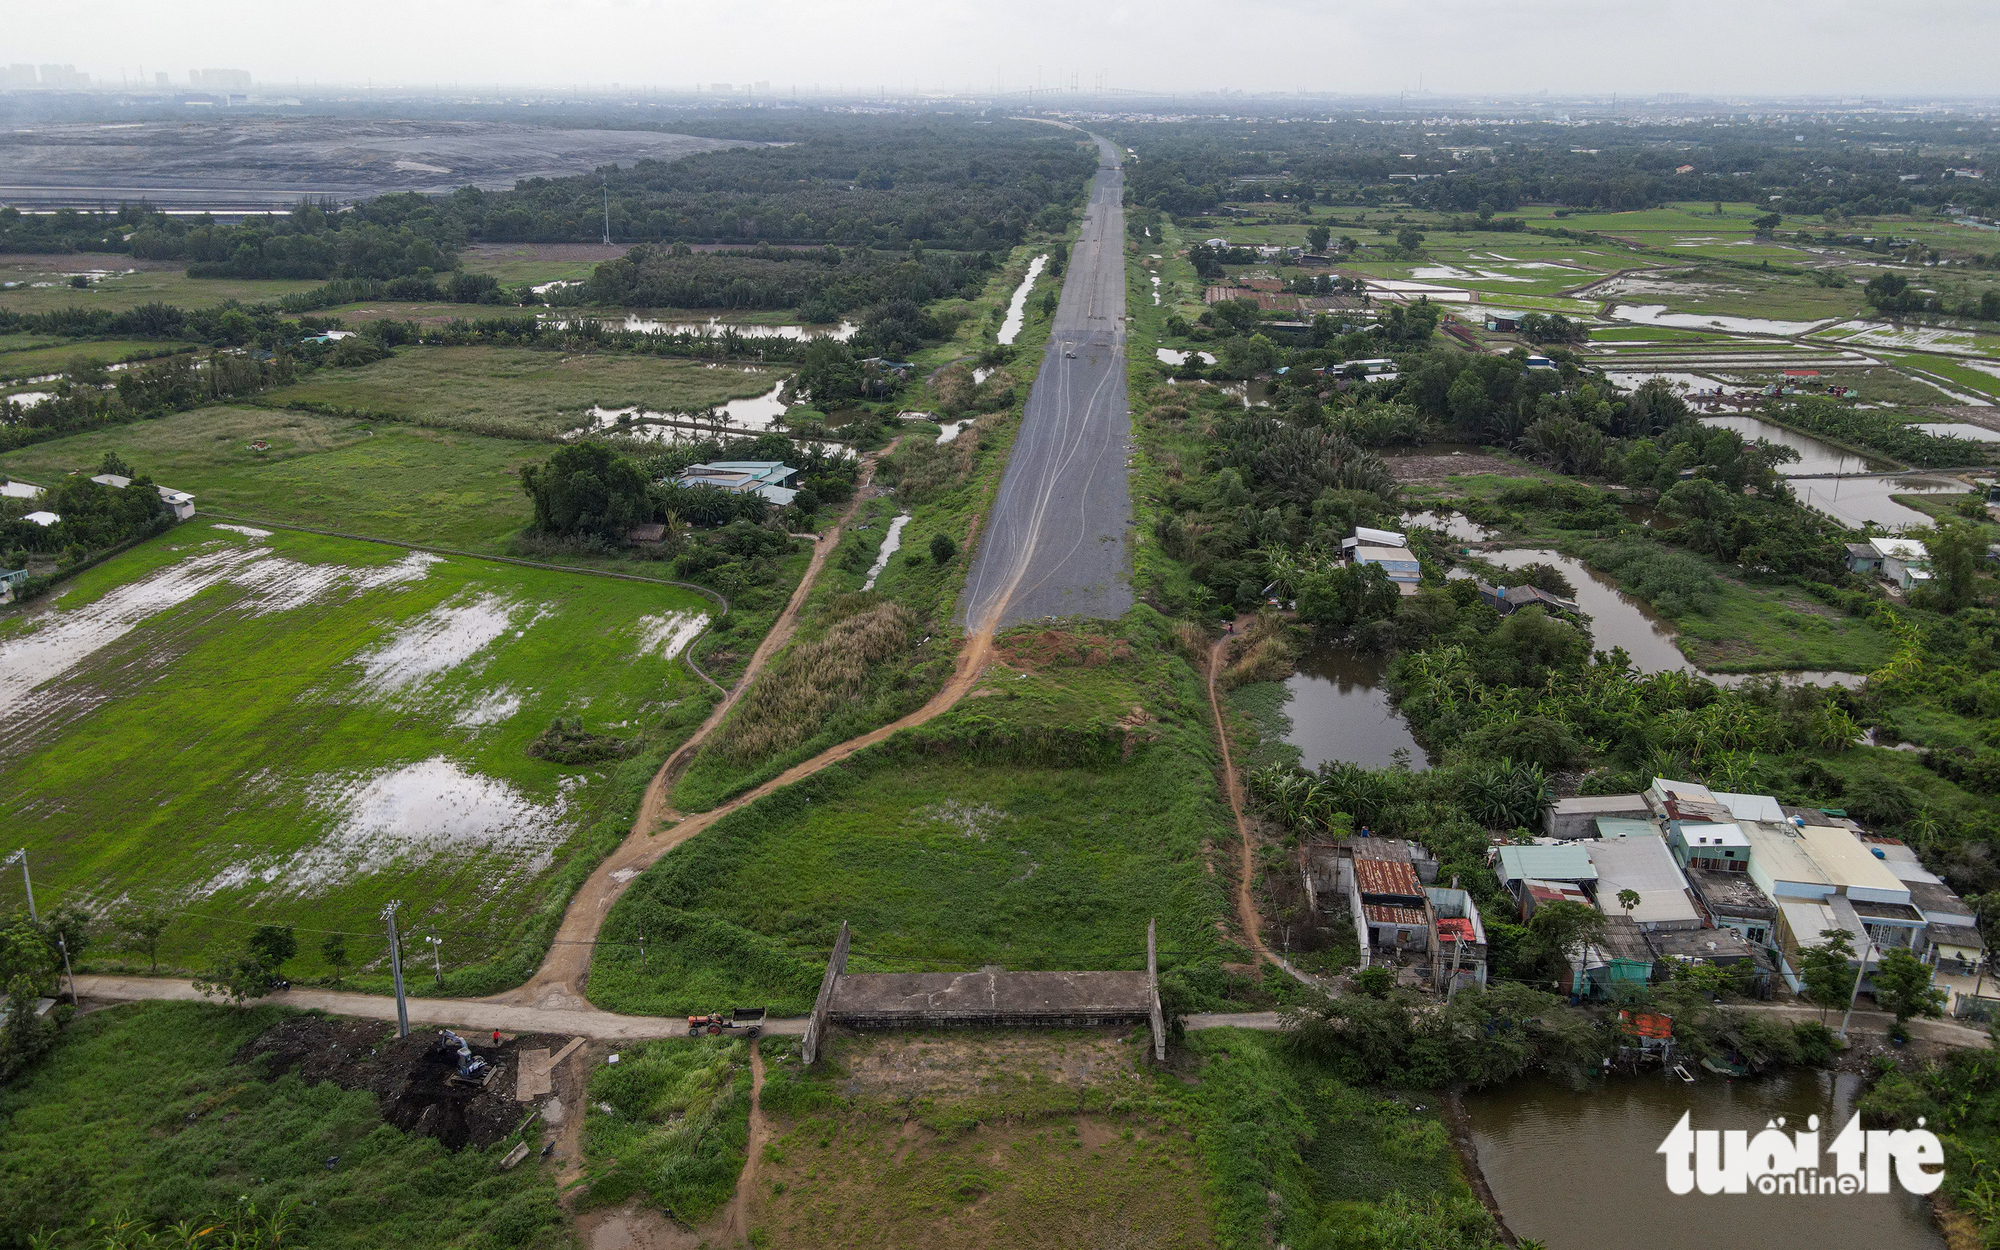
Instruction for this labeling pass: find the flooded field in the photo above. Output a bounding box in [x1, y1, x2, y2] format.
[1789, 474, 1966, 531]
[0, 522, 715, 975]
[1279, 645, 1431, 772]
[1911, 421, 2000, 442]
[1611, 304, 1837, 336]
[554, 315, 855, 341]
[578, 381, 791, 436]
[1156, 348, 1217, 366]
[1468, 1071, 1942, 1250]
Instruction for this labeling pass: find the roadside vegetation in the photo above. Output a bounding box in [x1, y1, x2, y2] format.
[0, 1001, 566, 1250]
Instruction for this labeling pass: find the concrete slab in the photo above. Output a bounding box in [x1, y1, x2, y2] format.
[829, 970, 1152, 1028]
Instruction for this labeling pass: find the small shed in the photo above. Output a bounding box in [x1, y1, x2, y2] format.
[23, 510, 59, 527]
[1544, 794, 1647, 839]
[1496, 844, 1599, 894]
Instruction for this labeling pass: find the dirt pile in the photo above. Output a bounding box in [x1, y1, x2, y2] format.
[994, 629, 1134, 670]
[236, 1015, 568, 1150]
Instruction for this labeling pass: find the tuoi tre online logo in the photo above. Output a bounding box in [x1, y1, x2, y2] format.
[1658, 1111, 1945, 1196]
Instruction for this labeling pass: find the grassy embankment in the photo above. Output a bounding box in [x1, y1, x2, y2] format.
[1, 521, 720, 990]
[665, 235, 1070, 814]
[740, 1027, 1493, 1250]
[590, 607, 1236, 1015]
[0, 1001, 567, 1250]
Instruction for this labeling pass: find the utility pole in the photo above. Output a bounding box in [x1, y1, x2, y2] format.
[602, 180, 612, 246]
[5, 849, 34, 921]
[1839, 938, 1878, 1042]
[426, 934, 443, 987]
[383, 901, 409, 1038]
[57, 935, 75, 1002]
[638, 921, 646, 972]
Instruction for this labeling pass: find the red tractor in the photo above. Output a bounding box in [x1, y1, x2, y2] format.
[686, 1007, 764, 1038]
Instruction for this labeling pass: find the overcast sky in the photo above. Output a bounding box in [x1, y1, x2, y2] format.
[11, 0, 2000, 99]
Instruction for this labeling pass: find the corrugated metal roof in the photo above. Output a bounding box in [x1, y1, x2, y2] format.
[1363, 904, 1426, 925]
[1497, 844, 1598, 883]
[1355, 857, 1424, 900]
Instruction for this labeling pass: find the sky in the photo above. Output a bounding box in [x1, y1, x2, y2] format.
[9, 0, 2000, 99]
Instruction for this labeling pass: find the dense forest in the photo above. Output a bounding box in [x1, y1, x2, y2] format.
[0, 117, 1096, 281]
[1112, 116, 2000, 224]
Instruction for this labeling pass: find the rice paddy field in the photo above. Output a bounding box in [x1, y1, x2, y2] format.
[0, 520, 718, 983]
[0, 406, 549, 552]
[261, 345, 783, 440]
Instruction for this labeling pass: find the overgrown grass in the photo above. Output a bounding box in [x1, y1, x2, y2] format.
[0, 259, 324, 313]
[262, 345, 781, 440]
[666, 240, 1065, 813]
[0, 405, 548, 551]
[592, 613, 1235, 1015]
[581, 1036, 752, 1222]
[2, 522, 717, 987]
[0, 1001, 566, 1250]
[0, 338, 192, 379]
[716, 597, 917, 760]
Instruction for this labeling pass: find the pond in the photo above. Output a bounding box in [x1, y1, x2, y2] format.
[1483, 548, 1692, 675]
[1699, 415, 1888, 476]
[1157, 348, 1217, 366]
[1910, 421, 2000, 442]
[1279, 645, 1431, 772]
[1467, 1070, 1943, 1250]
[997, 254, 1048, 346]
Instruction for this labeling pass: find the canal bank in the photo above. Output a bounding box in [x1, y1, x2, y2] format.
[1462, 1070, 1946, 1250]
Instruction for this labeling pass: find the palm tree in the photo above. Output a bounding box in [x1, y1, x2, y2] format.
[1618, 888, 1641, 918]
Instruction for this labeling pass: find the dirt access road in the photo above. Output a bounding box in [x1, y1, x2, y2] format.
[500, 134, 1135, 1010]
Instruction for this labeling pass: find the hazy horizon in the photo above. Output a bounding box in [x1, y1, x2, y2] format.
[7, 0, 1999, 102]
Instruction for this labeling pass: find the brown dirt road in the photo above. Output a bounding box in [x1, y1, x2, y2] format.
[498, 630, 996, 1008]
[1204, 622, 1318, 990]
[629, 443, 895, 838]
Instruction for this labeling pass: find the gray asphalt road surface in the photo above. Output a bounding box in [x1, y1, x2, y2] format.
[959, 135, 1133, 632]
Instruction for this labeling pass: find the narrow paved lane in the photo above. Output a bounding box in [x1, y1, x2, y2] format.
[960, 134, 1133, 631]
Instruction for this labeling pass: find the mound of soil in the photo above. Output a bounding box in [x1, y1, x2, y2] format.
[236, 1015, 567, 1151]
[996, 630, 1134, 670]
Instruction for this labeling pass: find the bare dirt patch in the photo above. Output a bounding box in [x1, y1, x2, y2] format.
[235, 1013, 571, 1150]
[1382, 451, 1521, 483]
[826, 1030, 1144, 1104]
[992, 629, 1134, 671]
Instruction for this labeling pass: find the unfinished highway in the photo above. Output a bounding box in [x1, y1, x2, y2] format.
[960, 134, 1133, 632]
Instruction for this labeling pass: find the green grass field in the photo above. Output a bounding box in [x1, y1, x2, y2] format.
[0, 406, 548, 551]
[0, 1001, 568, 1250]
[0, 521, 718, 986]
[593, 613, 1233, 1016]
[0, 338, 192, 380]
[460, 242, 626, 287]
[0, 255, 322, 313]
[261, 345, 783, 440]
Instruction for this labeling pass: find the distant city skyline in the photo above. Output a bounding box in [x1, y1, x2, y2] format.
[7, 0, 1999, 101]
